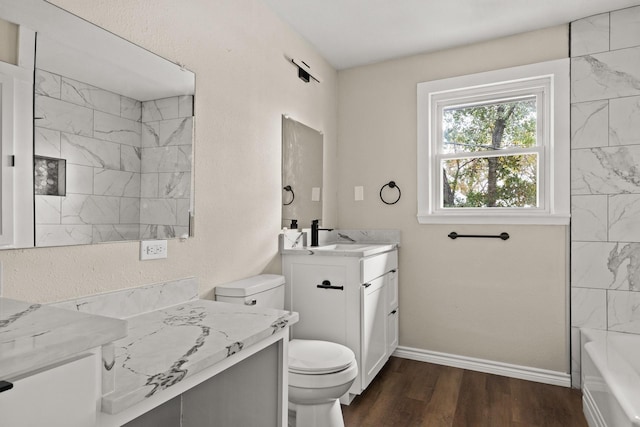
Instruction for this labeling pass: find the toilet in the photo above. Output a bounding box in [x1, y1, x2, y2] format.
[215, 274, 357, 427]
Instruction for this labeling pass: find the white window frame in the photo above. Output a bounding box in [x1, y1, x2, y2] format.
[417, 58, 570, 225]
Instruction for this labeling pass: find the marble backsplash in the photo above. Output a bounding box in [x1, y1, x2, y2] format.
[34, 69, 192, 246]
[570, 5, 640, 387]
[280, 228, 401, 250]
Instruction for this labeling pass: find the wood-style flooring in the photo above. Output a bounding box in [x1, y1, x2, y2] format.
[342, 357, 587, 427]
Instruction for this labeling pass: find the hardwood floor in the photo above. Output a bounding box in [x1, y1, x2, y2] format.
[342, 357, 587, 427]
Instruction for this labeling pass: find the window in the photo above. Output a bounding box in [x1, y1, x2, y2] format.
[417, 59, 570, 225]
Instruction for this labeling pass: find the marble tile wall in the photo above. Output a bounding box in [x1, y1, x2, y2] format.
[570, 5, 640, 387]
[34, 68, 193, 245]
[140, 96, 193, 239]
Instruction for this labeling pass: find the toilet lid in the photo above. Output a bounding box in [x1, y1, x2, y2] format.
[289, 339, 355, 375]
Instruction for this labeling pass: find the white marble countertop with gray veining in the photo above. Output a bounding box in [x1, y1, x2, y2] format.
[102, 299, 298, 414]
[0, 297, 127, 380]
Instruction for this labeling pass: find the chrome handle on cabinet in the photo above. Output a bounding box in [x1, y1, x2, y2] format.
[244, 299, 257, 306]
[317, 280, 344, 290]
[0, 381, 13, 393]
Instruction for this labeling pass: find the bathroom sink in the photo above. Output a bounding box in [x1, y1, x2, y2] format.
[311, 243, 396, 257]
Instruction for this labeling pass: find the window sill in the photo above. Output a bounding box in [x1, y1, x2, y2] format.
[417, 212, 570, 225]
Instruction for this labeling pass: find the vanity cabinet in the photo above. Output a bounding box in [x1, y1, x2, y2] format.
[0, 352, 100, 427]
[282, 248, 398, 401]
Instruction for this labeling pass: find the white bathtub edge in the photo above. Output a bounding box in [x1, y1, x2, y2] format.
[393, 346, 570, 387]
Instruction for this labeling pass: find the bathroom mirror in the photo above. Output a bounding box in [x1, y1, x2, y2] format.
[0, 0, 195, 248]
[281, 116, 323, 229]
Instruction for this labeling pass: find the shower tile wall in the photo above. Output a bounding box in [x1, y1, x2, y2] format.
[34, 69, 192, 246]
[570, 6, 640, 387]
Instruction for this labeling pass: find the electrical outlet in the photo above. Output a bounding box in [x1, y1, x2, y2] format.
[140, 240, 168, 260]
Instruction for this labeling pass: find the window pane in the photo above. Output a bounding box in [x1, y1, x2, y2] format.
[442, 97, 537, 154]
[442, 154, 538, 208]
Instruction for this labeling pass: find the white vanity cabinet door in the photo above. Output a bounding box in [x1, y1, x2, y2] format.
[0, 352, 99, 427]
[290, 263, 349, 345]
[360, 275, 388, 390]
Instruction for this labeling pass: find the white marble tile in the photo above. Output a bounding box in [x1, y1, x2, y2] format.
[94, 111, 141, 147]
[607, 242, 640, 291]
[158, 172, 190, 198]
[120, 197, 140, 224]
[141, 122, 160, 148]
[93, 169, 140, 197]
[177, 145, 192, 172]
[140, 173, 159, 198]
[140, 198, 177, 225]
[34, 69, 61, 98]
[572, 47, 640, 103]
[35, 195, 61, 224]
[35, 95, 93, 136]
[34, 127, 61, 157]
[121, 145, 141, 173]
[571, 101, 608, 149]
[176, 199, 190, 227]
[35, 224, 93, 247]
[571, 287, 607, 328]
[142, 97, 179, 122]
[608, 289, 640, 333]
[160, 117, 193, 146]
[609, 194, 640, 241]
[571, 195, 608, 241]
[121, 97, 141, 122]
[50, 278, 199, 319]
[611, 6, 640, 50]
[571, 242, 617, 289]
[178, 95, 193, 118]
[570, 327, 582, 388]
[61, 194, 120, 225]
[141, 224, 173, 239]
[65, 164, 94, 194]
[141, 147, 179, 173]
[330, 229, 402, 246]
[102, 343, 116, 395]
[571, 13, 610, 57]
[93, 225, 140, 243]
[61, 133, 121, 169]
[571, 146, 640, 194]
[61, 77, 120, 116]
[609, 95, 640, 146]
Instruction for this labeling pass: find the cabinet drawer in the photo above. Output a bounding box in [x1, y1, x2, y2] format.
[361, 250, 397, 283]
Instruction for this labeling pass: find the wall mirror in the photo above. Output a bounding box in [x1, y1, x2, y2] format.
[281, 116, 322, 230]
[0, 0, 195, 248]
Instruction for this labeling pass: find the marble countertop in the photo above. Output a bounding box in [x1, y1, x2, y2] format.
[102, 299, 298, 414]
[0, 297, 127, 380]
[281, 243, 397, 257]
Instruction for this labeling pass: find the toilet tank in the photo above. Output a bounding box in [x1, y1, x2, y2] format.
[214, 274, 285, 309]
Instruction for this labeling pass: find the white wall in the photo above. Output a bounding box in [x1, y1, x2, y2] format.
[0, 0, 338, 303]
[337, 26, 570, 372]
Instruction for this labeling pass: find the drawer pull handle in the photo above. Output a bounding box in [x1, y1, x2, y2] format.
[0, 381, 13, 393]
[390, 309, 398, 315]
[390, 269, 397, 273]
[317, 280, 344, 291]
[244, 299, 257, 306]
[363, 283, 372, 288]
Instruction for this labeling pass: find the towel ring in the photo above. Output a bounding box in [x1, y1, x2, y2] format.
[380, 181, 401, 205]
[283, 185, 295, 205]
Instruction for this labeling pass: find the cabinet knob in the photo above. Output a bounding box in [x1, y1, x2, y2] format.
[0, 380, 13, 393]
[244, 299, 257, 306]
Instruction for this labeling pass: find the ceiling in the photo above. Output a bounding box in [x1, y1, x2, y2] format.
[263, 0, 640, 70]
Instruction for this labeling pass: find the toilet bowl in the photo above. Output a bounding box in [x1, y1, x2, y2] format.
[288, 339, 357, 427]
[214, 274, 358, 427]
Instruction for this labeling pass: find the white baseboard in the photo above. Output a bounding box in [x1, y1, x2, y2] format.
[392, 346, 571, 388]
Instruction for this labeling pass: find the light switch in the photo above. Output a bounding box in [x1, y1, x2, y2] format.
[311, 187, 321, 202]
[354, 186, 364, 201]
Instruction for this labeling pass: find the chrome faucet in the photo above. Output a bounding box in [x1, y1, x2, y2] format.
[310, 219, 333, 247]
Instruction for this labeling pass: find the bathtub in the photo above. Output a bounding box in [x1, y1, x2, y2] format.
[581, 328, 640, 427]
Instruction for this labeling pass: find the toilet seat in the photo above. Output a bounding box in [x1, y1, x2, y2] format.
[289, 339, 355, 375]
